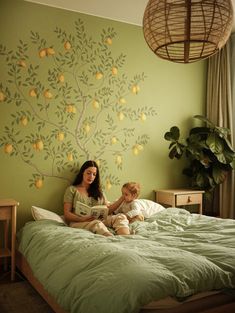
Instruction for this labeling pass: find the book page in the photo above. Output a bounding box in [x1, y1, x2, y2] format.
[75, 201, 108, 219]
[90, 206, 108, 219]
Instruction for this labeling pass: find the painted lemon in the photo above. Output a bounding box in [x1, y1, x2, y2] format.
[18, 60, 26, 68]
[39, 49, 47, 58]
[112, 67, 118, 75]
[116, 155, 122, 165]
[105, 37, 112, 45]
[84, 123, 91, 133]
[92, 100, 99, 109]
[118, 112, 124, 121]
[64, 41, 71, 50]
[66, 104, 73, 113]
[4, 144, 13, 154]
[58, 74, 65, 83]
[95, 72, 103, 80]
[111, 136, 117, 144]
[140, 112, 147, 121]
[132, 146, 139, 156]
[57, 132, 64, 141]
[47, 47, 55, 56]
[106, 179, 112, 190]
[95, 160, 100, 167]
[71, 106, 76, 114]
[131, 85, 140, 94]
[119, 97, 126, 105]
[0, 91, 6, 102]
[29, 88, 37, 97]
[136, 144, 144, 151]
[36, 140, 44, 151]
[21, 116, 28, 126]
[43, 89, 53, 99]
[67, 153, 73, 162]
[35, 179, 43, 189]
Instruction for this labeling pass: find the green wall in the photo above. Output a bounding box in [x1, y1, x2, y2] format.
[0, 0, 206, 229]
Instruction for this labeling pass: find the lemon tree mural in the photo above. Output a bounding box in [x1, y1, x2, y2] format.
[0, 19, 157, 190]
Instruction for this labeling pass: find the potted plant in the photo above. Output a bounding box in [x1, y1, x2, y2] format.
[164, 115, 235, 200]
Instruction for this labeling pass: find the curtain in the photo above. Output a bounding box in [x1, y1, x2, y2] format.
[206, 34, 235, 218]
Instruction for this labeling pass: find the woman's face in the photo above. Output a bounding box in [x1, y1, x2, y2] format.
[121, 187, 136, 203]
[83, 166, 97, 185]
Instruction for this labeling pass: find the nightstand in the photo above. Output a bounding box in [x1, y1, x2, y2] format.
[155, 189, 205, 214]
[0, 199, 19, 280]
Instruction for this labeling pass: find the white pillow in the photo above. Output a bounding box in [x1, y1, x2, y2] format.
[31, 206, 65, 224]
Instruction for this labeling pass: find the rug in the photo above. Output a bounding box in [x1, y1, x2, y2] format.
[0, 281, 54, 313]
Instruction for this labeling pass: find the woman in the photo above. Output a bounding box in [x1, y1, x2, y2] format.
[63, 160, 130, 236]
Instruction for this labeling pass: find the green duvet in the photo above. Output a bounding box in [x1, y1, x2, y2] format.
[18, 208, 235, 313]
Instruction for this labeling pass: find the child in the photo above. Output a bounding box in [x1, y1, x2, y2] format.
[115, 182, 165, 222]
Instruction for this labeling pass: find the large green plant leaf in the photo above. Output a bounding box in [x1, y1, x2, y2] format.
[206, 133, 235, 164]
[189, 127, 211, 137]
[168, 144, 183, 159]
[164, 126, 180, 141]
[223, 136, 235, 153]
[193, 115, 215, 127]
[214, 126, 231, 138]
[216, 152, 234, 164]
[164, 115, 235, 194]
[195, 172, 209, 189]
[212, 167, 227, 184]
[206, 133, 224, 154]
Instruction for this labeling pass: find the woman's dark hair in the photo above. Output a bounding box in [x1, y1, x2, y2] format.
[73, 160, 103, 200]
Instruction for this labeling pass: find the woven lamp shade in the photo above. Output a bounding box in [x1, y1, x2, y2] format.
[143, 0, 234, 63]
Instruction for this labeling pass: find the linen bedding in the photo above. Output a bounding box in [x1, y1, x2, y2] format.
[17, 208, 235, 313]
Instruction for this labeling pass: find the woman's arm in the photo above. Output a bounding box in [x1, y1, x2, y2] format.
[107, 195, 125, 214]
[64, 202, 95, 223]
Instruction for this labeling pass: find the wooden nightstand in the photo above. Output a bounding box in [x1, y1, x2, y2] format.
[155, 189, 205, 214]
[0, 199, 19, 280]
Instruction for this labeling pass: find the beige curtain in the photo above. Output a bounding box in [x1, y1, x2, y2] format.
[206, 34, 235, 218]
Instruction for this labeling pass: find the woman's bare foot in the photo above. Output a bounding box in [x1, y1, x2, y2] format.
[103, 232, 113, 237]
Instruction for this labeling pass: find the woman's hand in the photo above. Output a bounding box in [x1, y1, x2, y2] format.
[64, 202, 95, 223]
[78, 215, 96, 222]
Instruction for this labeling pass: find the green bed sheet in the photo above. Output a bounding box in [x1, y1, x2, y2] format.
[18, 208, 235, 313]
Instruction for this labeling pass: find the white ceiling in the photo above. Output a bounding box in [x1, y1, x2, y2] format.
[25, 0, 235, 31]
[24, 0, 149, 25]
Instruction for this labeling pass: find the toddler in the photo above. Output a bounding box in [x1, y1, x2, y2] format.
[115, 182, 165, 222]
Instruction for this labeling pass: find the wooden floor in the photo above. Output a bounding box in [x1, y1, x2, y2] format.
[0, 265, 54, 313]
[0, 267, 24, 284]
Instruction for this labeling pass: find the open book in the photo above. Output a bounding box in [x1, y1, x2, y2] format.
[75, 201, 109, 219]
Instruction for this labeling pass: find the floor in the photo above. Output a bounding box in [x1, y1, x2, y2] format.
[0, 263, 55, 313]
[0, 263, 25, 284]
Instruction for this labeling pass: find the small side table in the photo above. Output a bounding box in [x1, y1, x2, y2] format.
[155, 189, 204, 214]
[0, 199, 19, 280]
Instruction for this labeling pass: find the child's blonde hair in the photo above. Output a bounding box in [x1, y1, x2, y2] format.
[122, 182, 141, 198]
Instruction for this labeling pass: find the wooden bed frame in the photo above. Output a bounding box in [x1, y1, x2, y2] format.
[16, 249, 235, 313]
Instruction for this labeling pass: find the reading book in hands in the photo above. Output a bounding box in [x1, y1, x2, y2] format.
[75, 201, 109, 219]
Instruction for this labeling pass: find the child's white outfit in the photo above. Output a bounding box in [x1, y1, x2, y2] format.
[115, 199, 165, 219]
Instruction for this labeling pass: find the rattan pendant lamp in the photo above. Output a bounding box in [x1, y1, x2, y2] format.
[143, 0, 234, 63]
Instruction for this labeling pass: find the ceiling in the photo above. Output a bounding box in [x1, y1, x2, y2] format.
[25, 0, 235, 31]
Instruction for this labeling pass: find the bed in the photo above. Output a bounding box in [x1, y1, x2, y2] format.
[16, 207, 235, 313]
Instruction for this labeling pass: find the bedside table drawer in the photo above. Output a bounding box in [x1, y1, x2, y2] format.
[176, 194, 202, 206]
[155, 189, 204, 214]
[0, 207, 12, 219]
